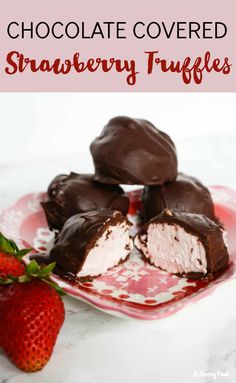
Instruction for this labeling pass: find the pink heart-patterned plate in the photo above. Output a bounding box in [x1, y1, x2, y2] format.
[0, 186, 236, 321]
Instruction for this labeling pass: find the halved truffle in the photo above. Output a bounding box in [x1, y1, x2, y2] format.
[135, 209, 229, 279]
[42, 173, 129, 231]
[142, 173, 216, 222]
[50, 210, 133, 280]
[90, 116, 178, 185]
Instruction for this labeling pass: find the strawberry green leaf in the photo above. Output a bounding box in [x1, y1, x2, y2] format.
[0, 233, 66, 295]
[45, 280, 66, 296]
[18, 274, 31, 283]
[0, 277, 14, 285]
[26, 260, 40, 275]
[0, 232, 19, 255]
[8, 239, 19, 253]
[16, 248, 32, 260]
[0, 232, 31, 261]
[36, 262, 56, 279]
[7, 274, 18, 281]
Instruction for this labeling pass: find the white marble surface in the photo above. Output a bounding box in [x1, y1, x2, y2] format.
[0, 159, 236, 383]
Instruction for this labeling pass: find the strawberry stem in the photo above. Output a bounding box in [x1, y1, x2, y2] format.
[0, 232, 32, 260]
[0, 232, 65, 295]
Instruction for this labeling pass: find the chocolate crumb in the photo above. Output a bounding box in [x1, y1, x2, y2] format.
[105, 229, 112, 240]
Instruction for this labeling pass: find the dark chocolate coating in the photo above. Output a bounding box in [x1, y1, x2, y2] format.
[146, 209, 229, 277]
[143, 173, 215, 222]
[42, 173, 129, 231]
[50, 209, 132, 277]
[90, 116, 178, 185]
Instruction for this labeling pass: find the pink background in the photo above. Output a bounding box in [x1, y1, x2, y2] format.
[0, 0, 235, 91]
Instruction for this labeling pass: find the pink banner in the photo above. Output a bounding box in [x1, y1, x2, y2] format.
[0, 0, 235, 91]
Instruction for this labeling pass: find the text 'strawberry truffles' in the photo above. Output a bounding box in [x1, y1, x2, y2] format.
[0, 0, 235, 91]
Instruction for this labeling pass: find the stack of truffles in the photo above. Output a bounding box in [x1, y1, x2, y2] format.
[42, 116, 229, 281]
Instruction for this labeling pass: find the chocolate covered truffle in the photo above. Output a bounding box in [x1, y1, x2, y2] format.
[135, 209, 229, 279]
[90, 116, 178, 185]
[42, 173, 129, 231]
[143, 173, 215, 222]
[50, 210, 133, 280]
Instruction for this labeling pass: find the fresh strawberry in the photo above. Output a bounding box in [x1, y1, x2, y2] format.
[0, 252, 25, 279]
[0, 232, 31, 279]
[0, 232, 65, 372]
[0, 279, 65, 372]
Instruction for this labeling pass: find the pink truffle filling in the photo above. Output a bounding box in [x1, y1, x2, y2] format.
[135, 223, 207, 275]
[77, 221, 133, 278]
